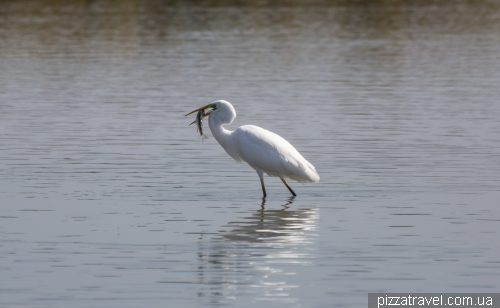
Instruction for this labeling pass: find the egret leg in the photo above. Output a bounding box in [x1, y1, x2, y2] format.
[260, 177, 267, 198]
[256, 169, 267, 198]
[280, 177, 297, 196]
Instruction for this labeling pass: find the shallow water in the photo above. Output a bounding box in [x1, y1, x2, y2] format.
[1, 1, 500, 307]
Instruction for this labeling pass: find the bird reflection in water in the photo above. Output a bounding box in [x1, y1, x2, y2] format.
[260, 195, 294, 209]
[196, 197, 319, 306]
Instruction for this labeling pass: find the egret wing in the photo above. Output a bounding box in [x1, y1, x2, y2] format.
[234, 125, 319, 182]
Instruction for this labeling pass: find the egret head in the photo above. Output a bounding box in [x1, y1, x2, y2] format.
[186, 100, 236, 125]
[210, 100, 236, 124]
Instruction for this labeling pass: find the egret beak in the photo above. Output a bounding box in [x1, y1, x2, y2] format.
[185, 103, 216, 117]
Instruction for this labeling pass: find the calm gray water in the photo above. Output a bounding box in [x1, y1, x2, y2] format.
[1, 1, 500, 307]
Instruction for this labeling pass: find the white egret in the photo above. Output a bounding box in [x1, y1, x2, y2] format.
[186, 100, 319, 197]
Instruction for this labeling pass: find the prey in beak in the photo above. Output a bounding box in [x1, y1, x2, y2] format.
[186, 103, 216, 142]
[185, 103, 216, 125]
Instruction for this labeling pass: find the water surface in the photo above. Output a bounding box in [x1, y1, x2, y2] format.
[1, 1, 500, 307]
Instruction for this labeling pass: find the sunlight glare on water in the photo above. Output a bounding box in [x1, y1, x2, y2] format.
[1, 1, 500, 307]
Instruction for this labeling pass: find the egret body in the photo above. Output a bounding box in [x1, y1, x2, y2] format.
[186, 100, 319, 197]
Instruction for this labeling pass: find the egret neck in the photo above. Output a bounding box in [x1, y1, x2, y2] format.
[208, 105, 239, 161]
